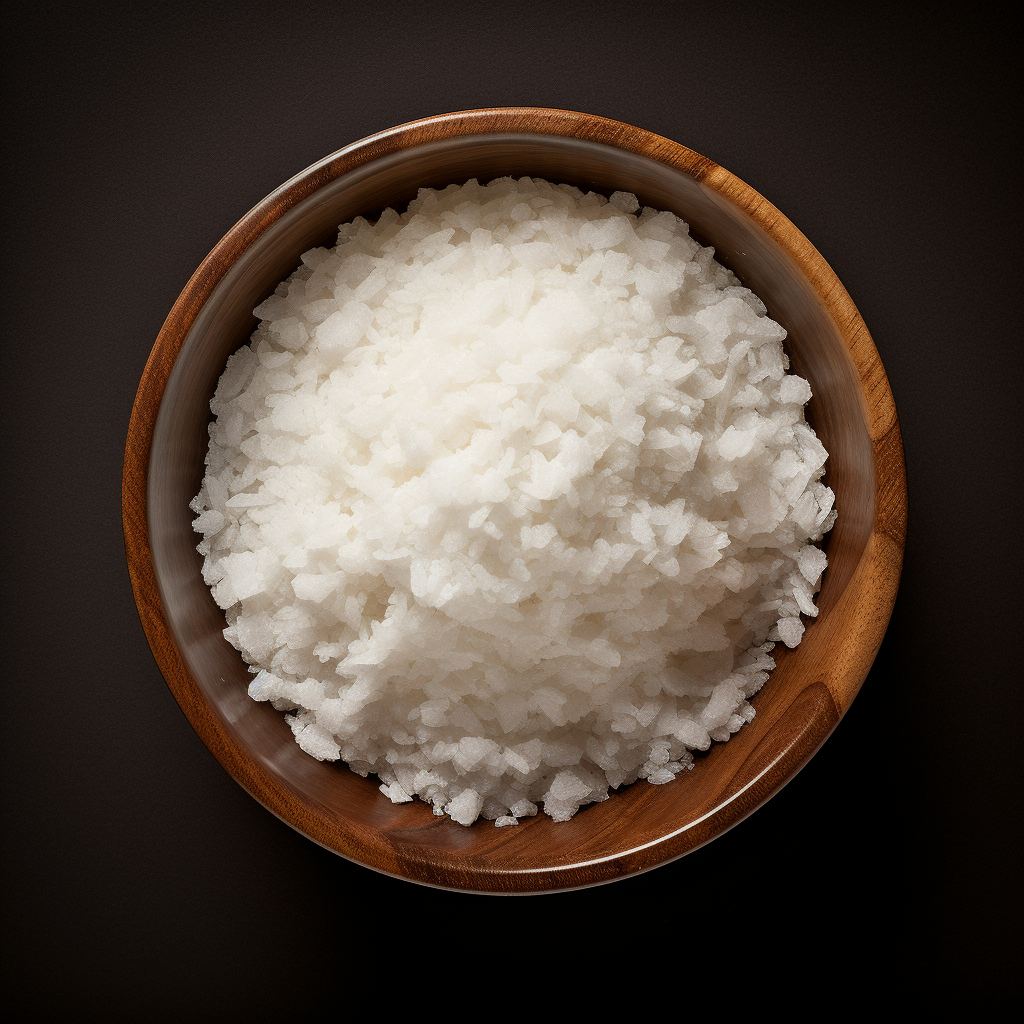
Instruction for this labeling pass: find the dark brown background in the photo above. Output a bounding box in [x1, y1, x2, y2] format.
[4, 2, 1020, 1016]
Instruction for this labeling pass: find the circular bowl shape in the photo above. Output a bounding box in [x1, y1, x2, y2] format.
[124, 108, 906, 893]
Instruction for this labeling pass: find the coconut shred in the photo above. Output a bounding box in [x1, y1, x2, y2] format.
[190, 177, 836, 826]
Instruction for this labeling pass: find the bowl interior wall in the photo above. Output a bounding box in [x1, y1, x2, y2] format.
[148, 134, 873, 873]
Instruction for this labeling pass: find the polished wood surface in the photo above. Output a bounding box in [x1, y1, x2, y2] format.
[123, 108, 907, 892]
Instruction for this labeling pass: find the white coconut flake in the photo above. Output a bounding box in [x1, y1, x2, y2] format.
[192, 176, 836, 827]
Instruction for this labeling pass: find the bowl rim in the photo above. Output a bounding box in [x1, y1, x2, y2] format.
[123, 107, 907, 892]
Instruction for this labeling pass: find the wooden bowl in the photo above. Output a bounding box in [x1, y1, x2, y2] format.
[123, 108, 906, 892]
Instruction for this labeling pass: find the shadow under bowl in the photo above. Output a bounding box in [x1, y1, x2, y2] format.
[123, 108, 906, 893]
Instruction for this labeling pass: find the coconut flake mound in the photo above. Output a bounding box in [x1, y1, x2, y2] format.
[191, 176, 837, 826]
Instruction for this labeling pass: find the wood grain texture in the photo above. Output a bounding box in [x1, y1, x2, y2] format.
[123, 108, 907, 892]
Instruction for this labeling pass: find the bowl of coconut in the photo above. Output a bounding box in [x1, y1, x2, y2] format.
[123, 107, 906, 892]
